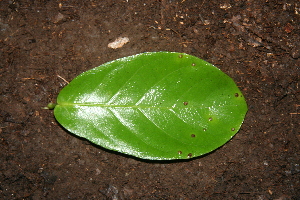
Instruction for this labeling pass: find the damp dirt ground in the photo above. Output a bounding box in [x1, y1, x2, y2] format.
[1, 0, 299, 199]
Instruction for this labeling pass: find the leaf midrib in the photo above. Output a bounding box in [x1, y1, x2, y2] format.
[57, 103, 201, 110]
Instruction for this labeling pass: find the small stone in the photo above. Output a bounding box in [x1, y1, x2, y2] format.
[291, 45, 300, 59]
[53, 12, 65, 23]
[108, 37, 130, 49]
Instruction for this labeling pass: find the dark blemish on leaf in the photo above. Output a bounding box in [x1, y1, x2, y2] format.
[178, 151, 182, 154]
[209, 117, 213, 121]
[188, 153, 192, 158]
[183, 101, 188, 105]
[235, 93, 239, 97]
[178, 54, 183, 58]
[191, 134, 195, 137]
[231, 128, 235, 131]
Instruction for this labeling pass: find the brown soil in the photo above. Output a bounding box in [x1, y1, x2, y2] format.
[1, 0, 299, 199]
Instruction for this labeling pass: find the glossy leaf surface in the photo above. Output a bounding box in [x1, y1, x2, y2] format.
[53, 52, 247, 160]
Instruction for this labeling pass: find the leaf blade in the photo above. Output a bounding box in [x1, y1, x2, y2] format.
[54, 52, 248, 160]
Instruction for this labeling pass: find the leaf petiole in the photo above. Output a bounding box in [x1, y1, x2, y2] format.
[44, 103, 57, 110]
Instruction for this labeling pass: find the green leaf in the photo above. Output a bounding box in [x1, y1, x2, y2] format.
[53, 52, 247, 160]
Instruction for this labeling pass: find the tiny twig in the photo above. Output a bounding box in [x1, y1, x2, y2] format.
[290, 104, 300, 114]
[57, 75, 69, 84]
